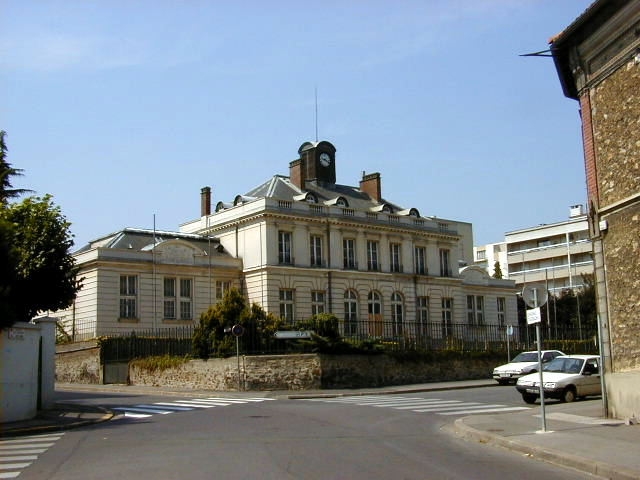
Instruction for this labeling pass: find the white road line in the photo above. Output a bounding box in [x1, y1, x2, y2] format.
[0, 463, 30, 470]
[1, 434, 63, 443]
[438, 406, 530, 415]
[0, 449, 48, 455]
[116, 412, 151, 418]
[0, 444, 55, 450]
[112, 406, 175, 415]
[0, 456, 38, 462]
[392, 400, 463, 410]
[413, 403, 498, 413]
[151, 403, 196, 411]
[0, 471, 21, 479]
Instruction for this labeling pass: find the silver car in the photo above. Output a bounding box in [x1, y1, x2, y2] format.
[492, 350, 565, 385]
[515, 354, 601, 404]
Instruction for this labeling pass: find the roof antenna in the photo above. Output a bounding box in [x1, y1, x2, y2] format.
[315, 86, 318, 142]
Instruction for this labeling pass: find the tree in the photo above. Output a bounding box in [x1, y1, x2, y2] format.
[0, 130, 31, 205]
[0, 195, 81, 328]
[492, 261, 503, 279]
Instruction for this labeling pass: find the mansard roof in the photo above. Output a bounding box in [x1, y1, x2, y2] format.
[74, 228, 225, 256]
[231, 175, 406, 215]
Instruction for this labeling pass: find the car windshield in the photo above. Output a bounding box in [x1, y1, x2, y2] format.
[543, 357, 584, 374]
[511, 352, 538, 363]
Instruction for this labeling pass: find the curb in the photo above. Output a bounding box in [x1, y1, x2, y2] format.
[450, 417, 640, 480]
[0, 407, 115, 438]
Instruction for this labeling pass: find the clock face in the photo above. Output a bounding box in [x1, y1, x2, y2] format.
[319, 152, 331, 167]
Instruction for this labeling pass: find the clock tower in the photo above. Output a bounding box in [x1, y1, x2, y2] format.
[296, 141, 337, 185]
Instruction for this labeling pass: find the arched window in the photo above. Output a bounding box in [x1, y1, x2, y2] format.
[391, 292, 404, 337]
[367, 291, 383, 337]
[344, 290, 358, 336]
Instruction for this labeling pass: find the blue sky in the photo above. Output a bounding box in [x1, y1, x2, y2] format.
[1, 0, 593, 248]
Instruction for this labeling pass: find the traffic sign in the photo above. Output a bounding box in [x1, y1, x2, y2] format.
[522, 284, 548, 308]
[526, 307, 542, 325]
[274, 330, 313, 339]
[231, 324, 244, 337]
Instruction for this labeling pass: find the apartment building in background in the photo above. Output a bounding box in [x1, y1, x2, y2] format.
[474, 205, 592, 294]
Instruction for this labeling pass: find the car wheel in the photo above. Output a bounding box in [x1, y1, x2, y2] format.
[561, 387, 577, 403]
[522, 393, 537, 404]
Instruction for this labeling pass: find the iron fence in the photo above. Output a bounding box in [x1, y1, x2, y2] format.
[98, 320, 597, 364]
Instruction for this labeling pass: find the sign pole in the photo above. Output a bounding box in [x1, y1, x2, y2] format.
[524, 285, 549, 434]
[532, 289, 547, 433]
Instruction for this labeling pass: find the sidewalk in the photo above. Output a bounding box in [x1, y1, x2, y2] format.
[2, 381, 639, 479]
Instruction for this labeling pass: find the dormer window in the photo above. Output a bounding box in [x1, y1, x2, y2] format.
[324, 196, 349, 208]
[305, 193, 318, 203]
[382, 204, 393, 213]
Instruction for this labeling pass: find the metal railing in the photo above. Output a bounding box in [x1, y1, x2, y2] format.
[97, 320, 597, 364]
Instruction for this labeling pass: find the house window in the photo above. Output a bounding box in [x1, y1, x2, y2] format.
[311, 291, 325, 315]
[439, 248, 451, 277]
[391, 292, 404, 336]
[467, 295, 484, 325]
[164, 277, 192, 320]
[417, 296, 429, 335]
[279, 289, 295, 323]
[278, 231, 292, 264]
[163, 278, 176, 319]
[414, 246, 426, 275]
[390, 243, 401, 272]
[476, 250, 486, 261]
[367, 291, 383, 337]
[497, 297, 506, 326]
[310, 235, 323, 267]
[344, 290, 358, 335]
[441, 297, 453, 337]
[119, 275, 138, 319]
[216, 280, 231, 299]
[179, 278, 192, 320]
[343, 238, 356, 269]
[367, 240, 379, 271]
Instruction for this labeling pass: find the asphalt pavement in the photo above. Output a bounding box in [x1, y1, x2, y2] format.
[2, 380, 639, 480]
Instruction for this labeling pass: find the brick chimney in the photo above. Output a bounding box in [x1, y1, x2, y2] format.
[289, 159, 304, 189]
[200, 186, 211, 216]
[360, 172, 381, 202]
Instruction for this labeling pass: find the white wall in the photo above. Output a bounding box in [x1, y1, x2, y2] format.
[0, 317, 56, 423]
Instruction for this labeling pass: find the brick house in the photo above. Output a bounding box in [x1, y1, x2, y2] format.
[550, 0, 640, 419]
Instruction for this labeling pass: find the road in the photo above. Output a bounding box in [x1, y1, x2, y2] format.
[8, 385, 596, 480]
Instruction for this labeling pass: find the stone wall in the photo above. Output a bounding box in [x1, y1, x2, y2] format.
[126, 353, 499, 391]
[55, 341, 102, 384]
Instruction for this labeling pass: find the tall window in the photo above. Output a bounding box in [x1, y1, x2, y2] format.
[278, 231, 292, 264]
[310, 235, 323, 267]
[119, 275, 137, 319]
[497, 297, 506, 326]
[311, 291, 325, 315]
[343, 238, 356, 269]
[164, 277, 192, 320]
[414, 246, 426, 275]
[164, 278, 176, 319]
[279, 289, 295, 323]
[466, 295, 484, 325]
[367, 240, 379, 271]
[367, 291, 383, 336]
[179, 278, 192, 320]
[441, 297, 453, 337]
[391, 292, 404, 336]
[216, 280, 231, 299]
[344, 290, 358, 335]
[439, 248, 451, 277]
[417, 296, 429, 335]
[390, 243, 401, 272]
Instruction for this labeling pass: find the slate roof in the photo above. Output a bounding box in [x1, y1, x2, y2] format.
[74, 228, 224, 255]
[239, 175, 407, 214]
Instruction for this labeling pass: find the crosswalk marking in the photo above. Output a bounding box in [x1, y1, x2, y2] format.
[111, 397, 273, 421]
[303, 395, 530, 416]
[0, 432, 64, 478]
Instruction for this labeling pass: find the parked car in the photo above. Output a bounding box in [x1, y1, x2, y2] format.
[515, 354, 601, 404]
[492, 350, 565, 385]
